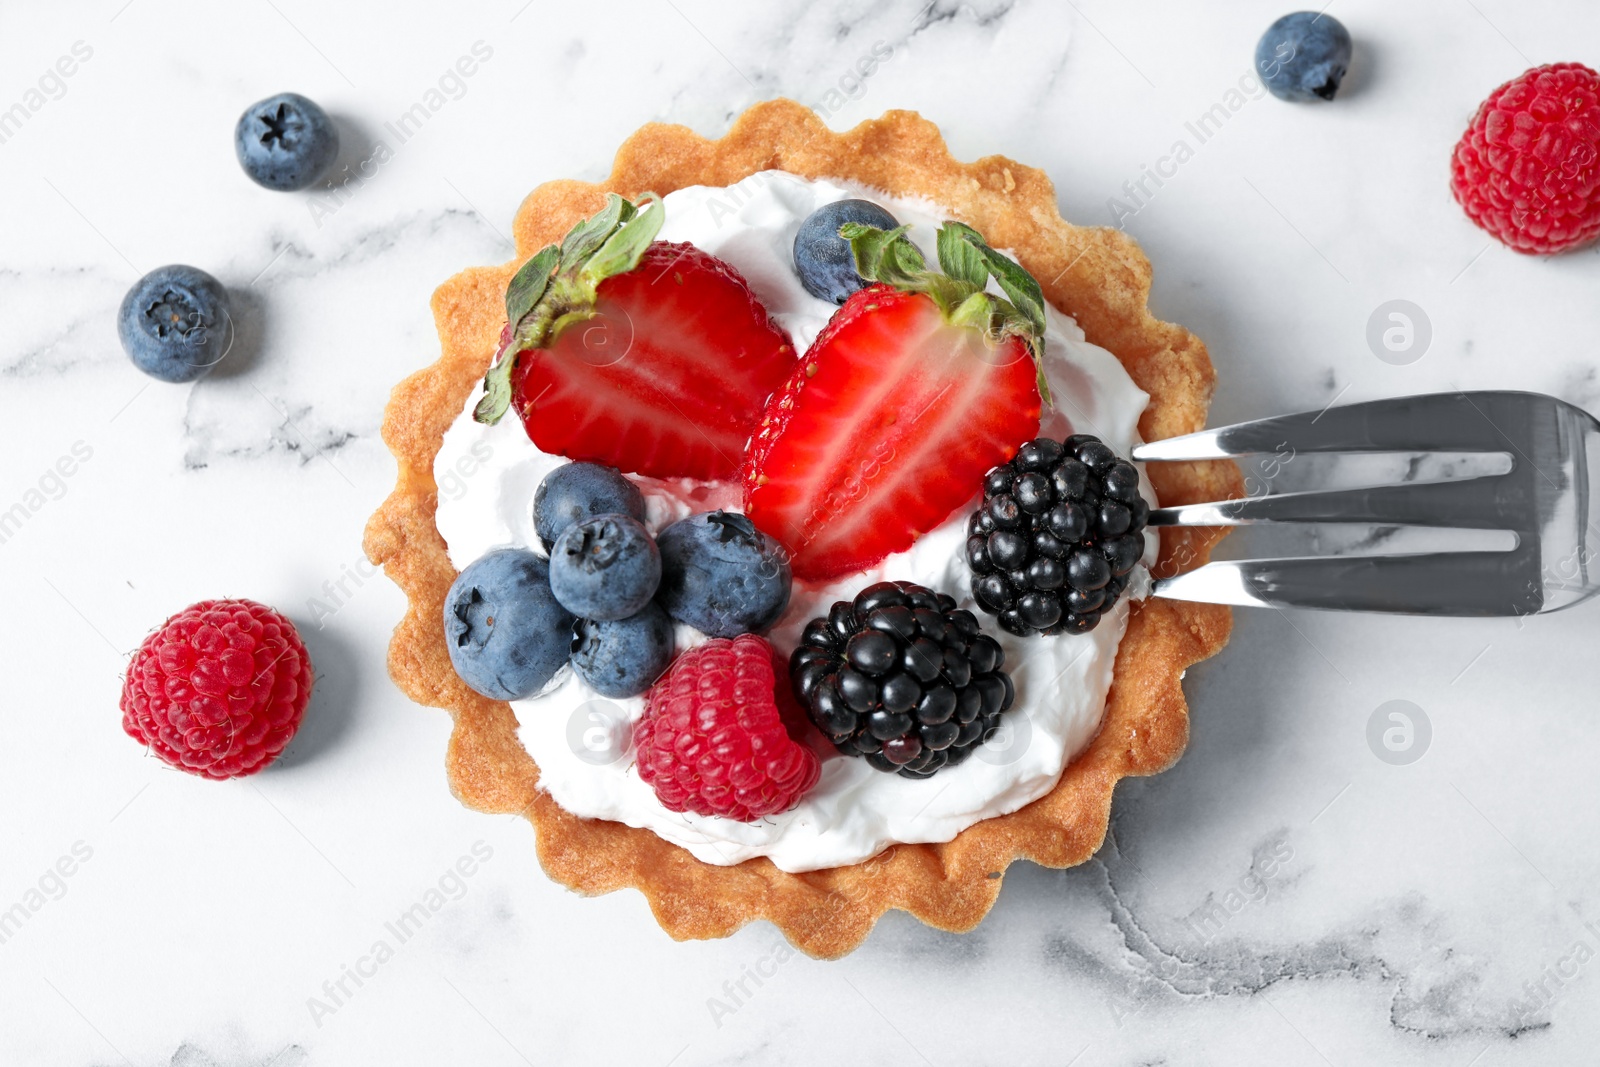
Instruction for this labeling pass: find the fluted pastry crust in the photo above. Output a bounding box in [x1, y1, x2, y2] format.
[364, 99, 1240, 958]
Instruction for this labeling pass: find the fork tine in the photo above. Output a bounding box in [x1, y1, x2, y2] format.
[1132, 391, 1552, 462]
[1148, 473, 1527, 529]
[1152, 552, 1542, 616]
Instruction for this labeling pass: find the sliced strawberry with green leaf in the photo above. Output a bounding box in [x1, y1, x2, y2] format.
[476, 195, 796, 481]
[743, 221, 1048, 581]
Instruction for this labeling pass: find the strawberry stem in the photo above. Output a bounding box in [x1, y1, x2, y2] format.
[841, 220, 1053, 405]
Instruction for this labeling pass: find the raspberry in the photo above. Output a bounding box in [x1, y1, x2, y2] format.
[634, 635, 820, 822]
[121, 599, 313, 779]
[1451, 62, 1600, 255]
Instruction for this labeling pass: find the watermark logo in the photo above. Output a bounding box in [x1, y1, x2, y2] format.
[0, 840, 94, 947]
[306, 555, 381, 630]
[1107, 65, 1273, 228]
[0, 440, 94, 548]
[1366, 699, 1431, 765]
[1510, 917, 1600, 1023]
[705, 940, 798, 1028]
[813, 40, 896, 119]
[308, 40, 494, 228]
[0, 40, 93, 148]
[975, 705, 1032, 766]
[571, 307, 633, 368]
[1182, 833, 1295, 943]
[1366, 299, 1431, 366]
[1242, 440, 1296, 500]
[306, 840, 494, 1028]
[436, 438, 494, 503]
[566, 699, 631, 767]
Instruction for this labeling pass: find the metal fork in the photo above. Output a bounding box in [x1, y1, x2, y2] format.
[1132, 391, 1600, 616]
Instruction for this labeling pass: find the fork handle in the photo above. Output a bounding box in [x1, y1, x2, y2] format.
[1152, 553, 1542, 615]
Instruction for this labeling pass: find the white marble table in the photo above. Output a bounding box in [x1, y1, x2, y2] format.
[4, 0, 1599, 1063]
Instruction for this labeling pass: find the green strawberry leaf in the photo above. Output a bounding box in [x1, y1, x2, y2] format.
[840, 222, 926, 289]
[582, 195, 664, 284]
[960, 232, 1048, 345]
[936, 222, 989, 289]
[561, 193, 629, 266]
[474, 341, 520, 424]
[846, 219, 1054, 408]
[504, 244, 561, 338]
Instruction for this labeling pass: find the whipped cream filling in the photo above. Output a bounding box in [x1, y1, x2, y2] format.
[434, 172, 1157, 873]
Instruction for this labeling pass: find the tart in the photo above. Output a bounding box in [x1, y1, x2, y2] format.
[363, 99, 1238, 958]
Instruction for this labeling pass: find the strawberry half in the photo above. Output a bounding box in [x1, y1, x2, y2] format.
[743, 221, 1049, 581]
[476, 196, 795, 481]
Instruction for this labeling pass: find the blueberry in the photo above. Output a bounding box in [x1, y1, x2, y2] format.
[1255, 12, 1353, 103]
[655, 511, 792, 638]
[569, 602, 674, 698]
[793, 198, 899, 305]
[549, 513, 660, 621]
[234, 92, 339, 191]
[534, 462, 646, 550]
[444, 549, 575, 700]
[117, 265, 231, 383]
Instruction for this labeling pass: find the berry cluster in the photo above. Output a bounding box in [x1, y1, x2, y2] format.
[790, 582, 1014, 779]
[967, 435, 1149, 637]
[448, 461, 796, 703]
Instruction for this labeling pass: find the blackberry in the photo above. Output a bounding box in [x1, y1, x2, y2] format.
[789, 581, 1015, 779]
[967, 435, 1149, 637]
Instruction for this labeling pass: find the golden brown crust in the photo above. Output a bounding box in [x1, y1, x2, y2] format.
[363, 99, 1241, 959]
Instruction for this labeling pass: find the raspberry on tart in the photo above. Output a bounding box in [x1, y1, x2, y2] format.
[635, 635, 821, 822]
